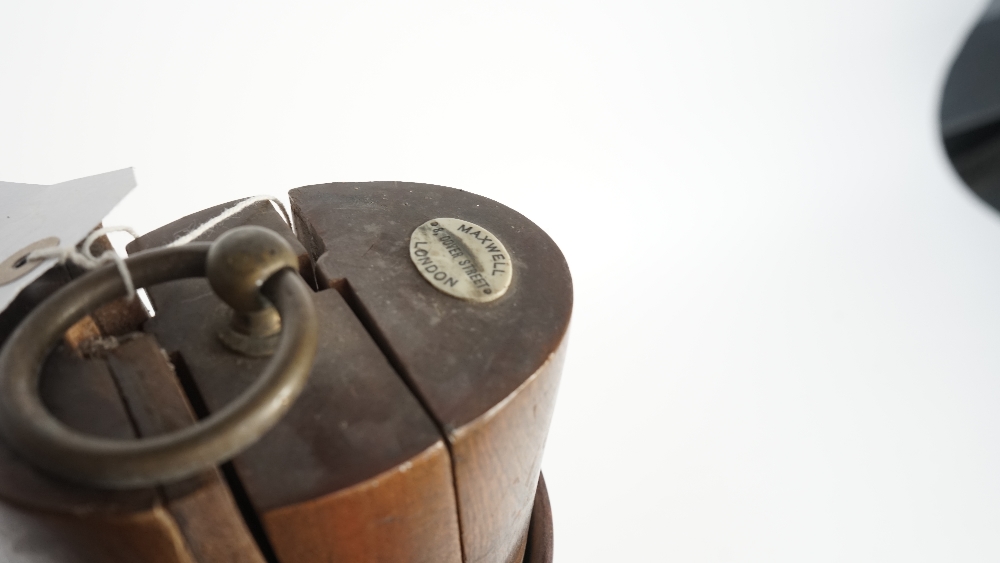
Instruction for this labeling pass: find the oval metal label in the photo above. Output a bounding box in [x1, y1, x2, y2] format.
[409, 218, 512, 302]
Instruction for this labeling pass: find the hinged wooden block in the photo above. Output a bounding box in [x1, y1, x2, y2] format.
[0, 183, 569, 563]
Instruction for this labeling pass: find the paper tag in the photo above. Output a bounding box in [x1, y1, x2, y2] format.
[0, 168, 137, 314]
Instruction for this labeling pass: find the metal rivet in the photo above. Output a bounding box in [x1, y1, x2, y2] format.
[0, 237, 60, 285]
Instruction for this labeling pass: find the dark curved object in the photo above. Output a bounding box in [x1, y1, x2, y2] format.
[0, 230, 318, 489]
[942, 0, 1000, 210]
[525, 473, 554, 563]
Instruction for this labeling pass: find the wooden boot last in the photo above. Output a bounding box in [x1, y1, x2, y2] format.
[0, 182, 571, 563]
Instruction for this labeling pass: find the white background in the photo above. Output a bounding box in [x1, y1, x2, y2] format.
[2, 1, 998, 560]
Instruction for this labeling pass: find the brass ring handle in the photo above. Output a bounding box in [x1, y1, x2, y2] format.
[0, 226, 318, 489]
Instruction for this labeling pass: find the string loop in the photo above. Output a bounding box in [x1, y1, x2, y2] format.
[23, 195, 292, 303]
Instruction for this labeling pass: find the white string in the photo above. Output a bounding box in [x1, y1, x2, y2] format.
[26, 225, 140, 300]
[168, 196, 292, 248]
[22, 195, 292, 305]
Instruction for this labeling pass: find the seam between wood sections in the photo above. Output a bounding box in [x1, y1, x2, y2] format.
[169, 351, 282, 563]
[102, 349, 202, 563]
[332, 278, 469, 563]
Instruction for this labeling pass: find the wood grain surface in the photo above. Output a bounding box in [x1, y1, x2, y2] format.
[127, 200, 314, 289]
[0, 347, 194, 562]
[524, 474, 554, 563]
[0, 184, 568, 562]
[291, 182, 572, 563]
[106, 335, 267, 563]
[135, 200, 462, 562]
[262, 441, 457, 562]
[0, 246, 259, 562]
[449, 341, 566, 563]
